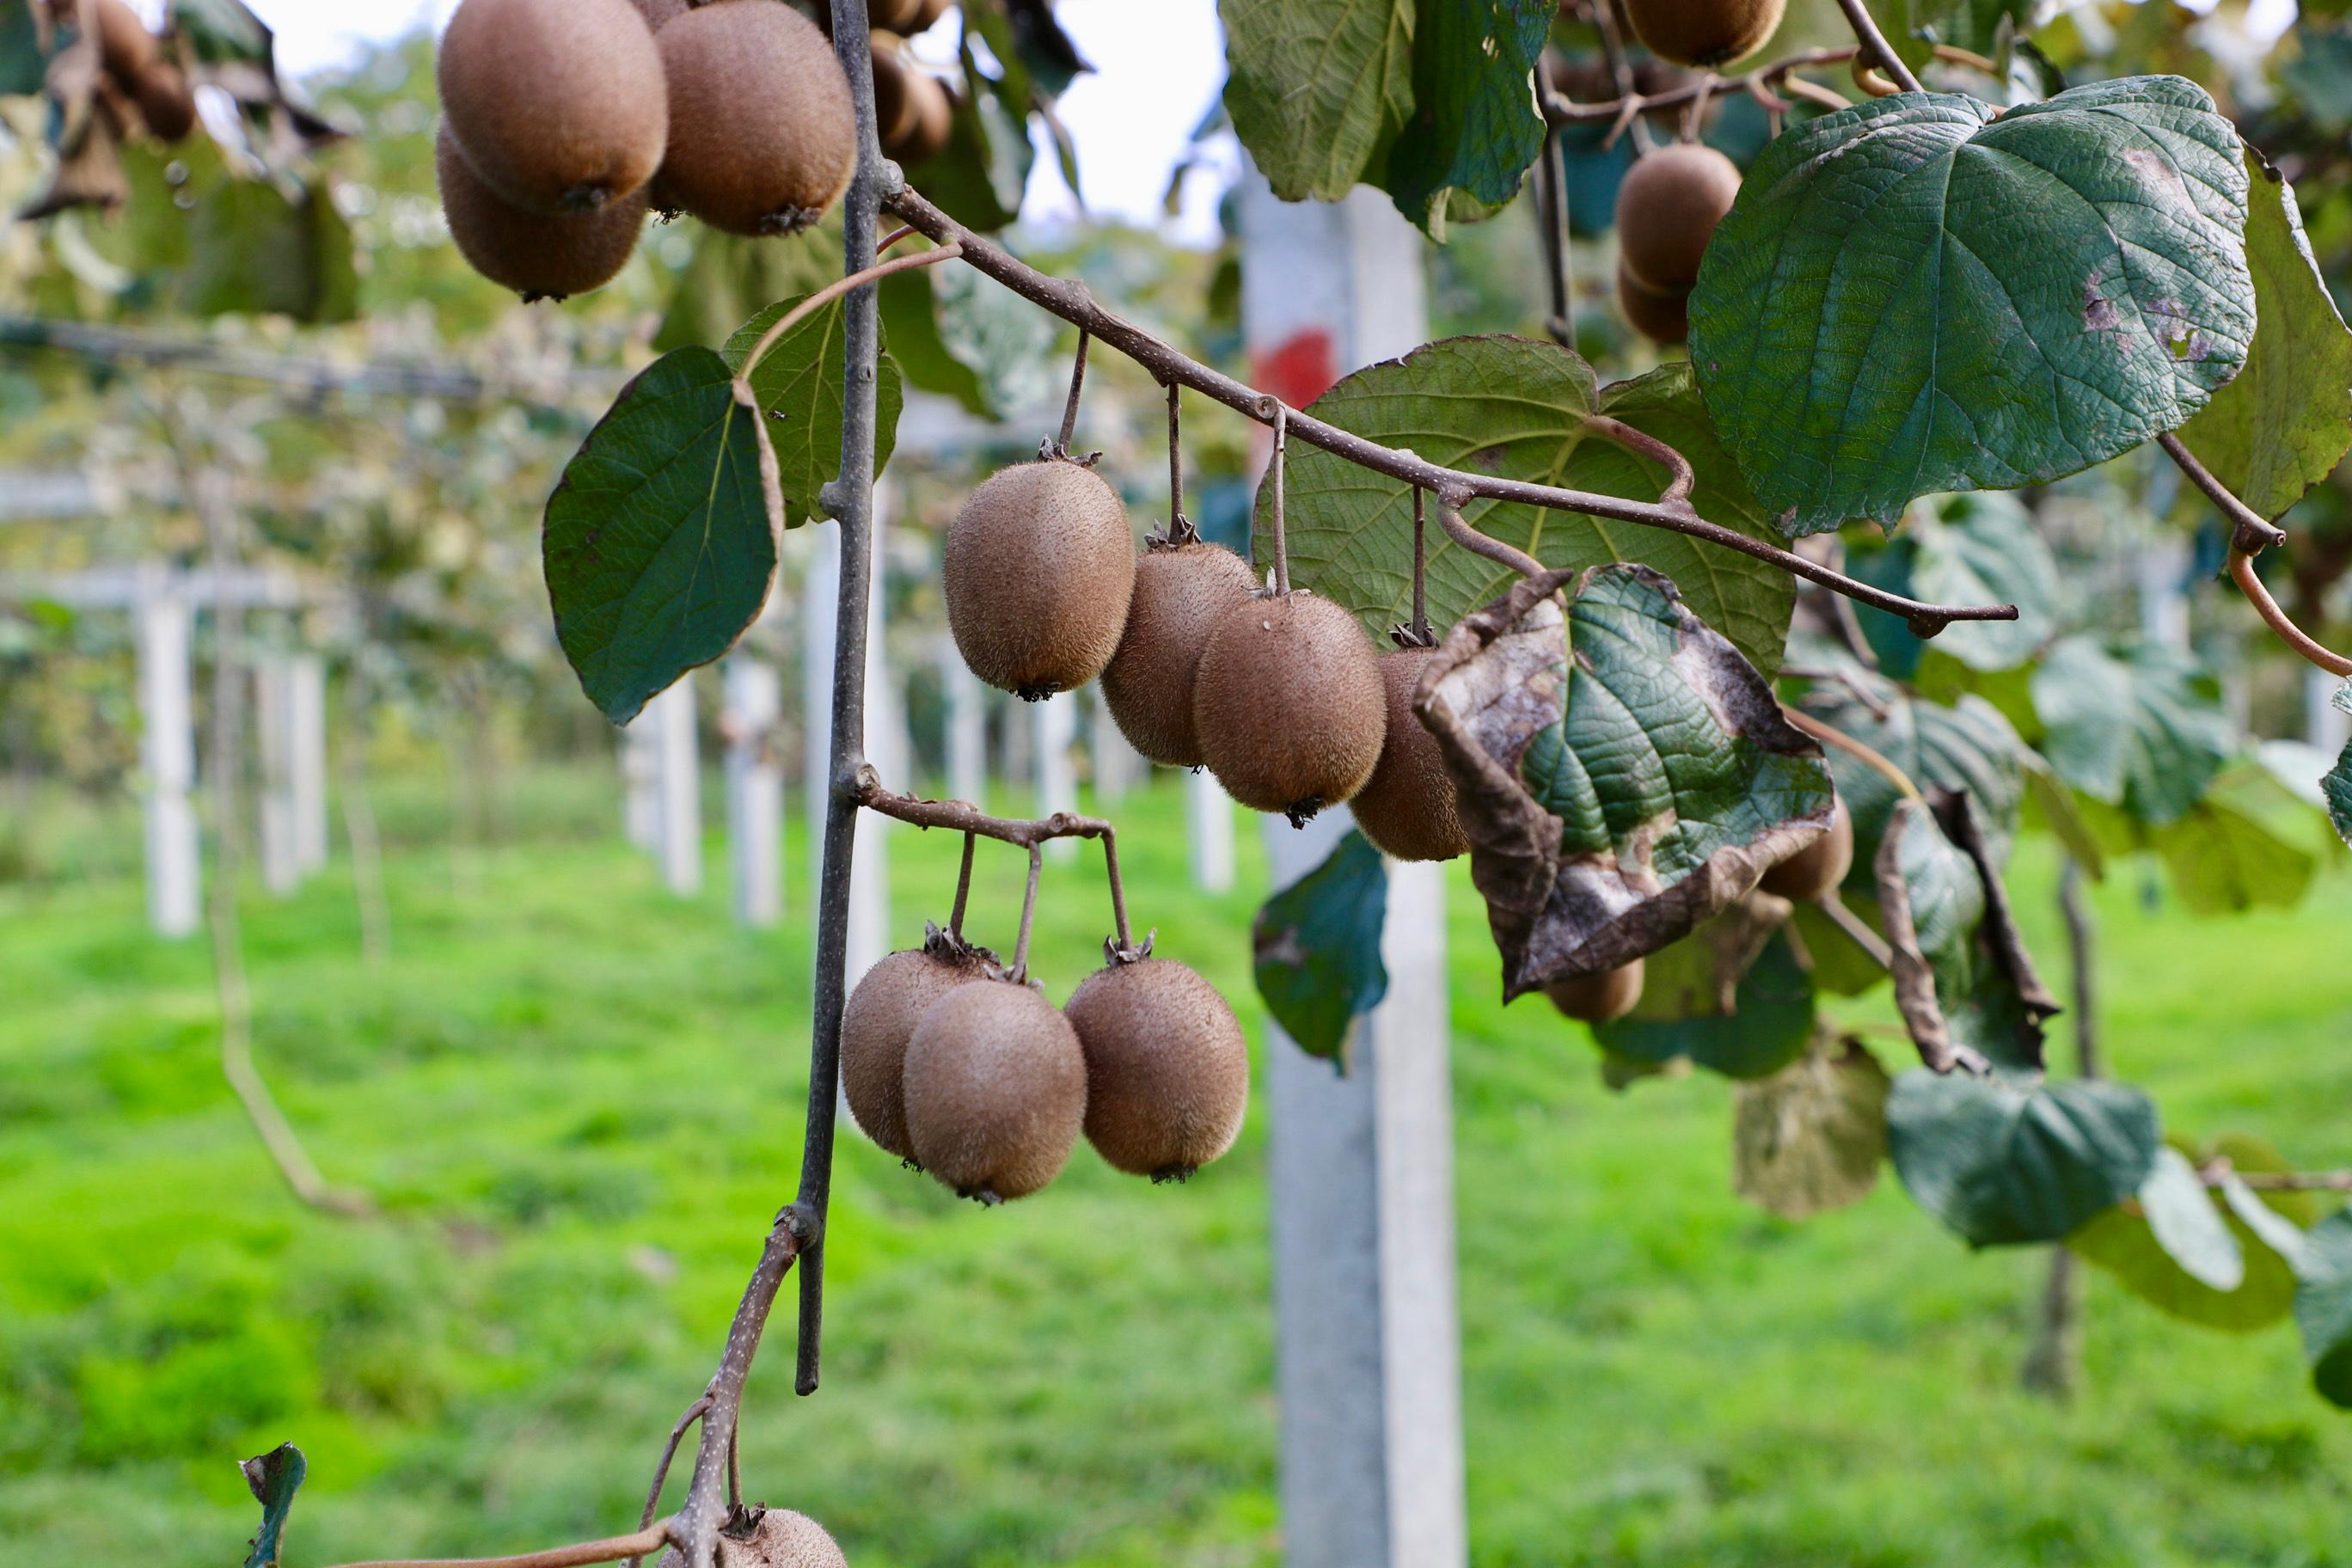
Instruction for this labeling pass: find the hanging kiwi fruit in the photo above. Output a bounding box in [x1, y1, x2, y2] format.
[1614, 142, 1743, 296]
[1757, 799, 1853, 902]
[944, 458, 1137, 700]
[1546, 959, 1647, 1025]
[842, 928, 1000, 1165]
[1064, 954, 1249, 1181]
[652, 0, 856, 236]
[1616, 263, 1690, 346]
[902, 976, 1090, 1203]
[1193, 590, 1387, 824]
[437, 126, 648, 301]
[437, 0, 668, 216]
[1348, 644, 1469, 862]
[1620, 0, 1787, 69]
[89, 0, 158, 85]
[1099, 537, 1259, 767]
[651, 1507, 848, 1568]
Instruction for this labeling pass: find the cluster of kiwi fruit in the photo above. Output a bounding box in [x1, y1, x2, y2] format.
[78, 0, 198, 145]
[940, 444, 1471, 858]
[814, 0, 958, 167]
[434, 0, 858, 302]
[1611, 140, 1743, 346]
[842, 922, 1250, 1200]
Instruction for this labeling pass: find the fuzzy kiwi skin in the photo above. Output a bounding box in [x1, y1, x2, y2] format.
[871, 34, 917, 153]
[1194, 591, 1387, 821]
[1615, 143, 1742, 295]
[437, 127, 646, 300]
[1064, 959, 1249, 1180]
[1349, 646, 1470, 862]
[134, 61, 196, 142]
[894, 70, 953, 165]
[627, 0, 691, 30]
[946, 460, 1136, 700]
[1099, 542, 1259, 766]
[1616, 263, 1689, 346]
[842, 940, 995, 1163]
[1622, 0, 1786, 67]
[1545, 958, 1645, 1025]
[438, 0, 666, 215]
[652, 1507, 847, 1568]
[1758, 800, 1853, 902]
[653, 0, 854, 234]
[90, 0, 157, 86]
[903, 978, 1088, 1202]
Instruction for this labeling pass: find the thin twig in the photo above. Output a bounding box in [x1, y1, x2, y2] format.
[734, 243, 962, 387]
[1589, 0, 1656, 152]
[1834, 0, 1924, 92]
[1542, 46, 1862, 122]
[2202, 1166, 2352, 1193]
[1102, 830, 1134, 954]
[1265, 400, 1291, 595]
[948, 830, 977, 938]
[1816, 891, 1895, 970]
[1533, 129, 1573, 346]
[1780, 663, 1890, 721]
[2230, 552, 2352, 677]
[1010, 843, 1043, 979]
[625, 1396, 710, 1568]
[880, 186, 2018, 632]
[1057, 329, 1092, 455]
[322, 1523, 674, 1568]
[1165, 382, 1193, 542]
[673, 1216, 804, 1568]
[853, 766, 1118, 846]
[1435, 486, 1544, 579]
[2159, 432, 2288, 554]
[1783, 705, 1922, 802]
[877, 224, 916, 254]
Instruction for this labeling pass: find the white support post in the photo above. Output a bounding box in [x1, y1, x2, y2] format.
[288, 653, 328, 875]
[1186, 769, 1235, 894]
[804, 519, 891, 985]
[2136, 530, 2192, 651]
[1242, 168, 1466, 1568]
[725, 658, 784, 928]
[134, 584, 201, 937]
[253, 652, 299, 897]
[1033, 689, 1079, 859]
[649, 674, 701, 896]
[940, 633, 988, 808]
[622, 720, 659, 854]
[1088, 686, 1141, 804]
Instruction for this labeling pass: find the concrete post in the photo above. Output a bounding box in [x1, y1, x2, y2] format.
[1033, 689, 1079, 860]
[253, 652, 299, 897]
[940, 633, 988, 807]
[1241, 169, 1466, 1568]
[1187, 770, 1234, 894]
[133, 584, 201, 937]
[288, 653, 328, 874]
[1089, 686, 1141, 804]
[649, 674, 701, 896]
[804, 519, 891, 984]
[622, 720, 659, 854]
[725, 657, 784, 928]
[2136, 530, 2192, 651]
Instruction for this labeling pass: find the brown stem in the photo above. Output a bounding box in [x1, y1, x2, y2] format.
[1010, 843, 1043, 979]
[1834, 0, 1924, 91]
[1543, 46, 1862, 122]
[1782, 705, 1921, 801]
[1780, 663, 1891, 721]
[1585, 413, 1694, 509]
[1057, 328, 1090, 455]
[1589, 0, 1656, 152]
[1779, 74, 1855, 113]
[2160, 432, 2288, 554]
[2202, 1167, 2352, 1192]
[1102, 830, 1134, 954]
[948, 830, 977, 938]
[1265, 400, 1292, 595]
[1816, 891, 1895, 970]
[2230, 551, 2352, 677]
[880, 186, 2018, 632]
[673, 1216, 803, 1568]
[854, 765, 1116, 847]
[1406, 487, 1432, 645]
[1436, 486, 1544, 579]
[877, 224, 916, 254]
[735, 243, 962, 387]
[1165, 382, 1194, 543]
[624, 1397, 710, 1568]
[1533, 129, 1574, 346]
[323, 1524, 674, 1568]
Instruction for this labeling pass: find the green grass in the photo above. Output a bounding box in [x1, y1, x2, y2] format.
[3, 772, 2349, 1567]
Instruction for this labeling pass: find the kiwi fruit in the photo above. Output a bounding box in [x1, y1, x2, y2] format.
[1615, 142, 1742, 295]
[437, 126, 646, 300]
[1348, 646, 1469, 862]
[1193, 591, 1387, 823]
[652, 1507, 847, 1568]
[945, 459, 1136, 700]
[1622, 0, 1786, 68]
[135, 61, 196, 142]
[870, 34, 918, 153]
[1098, 540, 1258, 766]
[1616, 263, 1690, 346]
[841, 933, 997, 1164]
[1545, 958, 1646, 1025]
[903, 977, 1089, 1202]
[437, 0, 666, 215]
[628, 0, 692, 29]
[893, 70, 953, 165]
[89, 0, 157, 86]
[1064, 958, 1249, 1181]
[652, 0, 855, 236]
[1758, 799, 1853, 902]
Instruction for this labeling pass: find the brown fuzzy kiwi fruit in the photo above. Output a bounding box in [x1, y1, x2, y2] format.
[627, 0, 691, 30]
[903, 977, 1088, 1203]
[1622, 0, 1786, 67]
[1348, 645, 1469, 862]
[437, 127, 646, 300]
[1615, 142, 1741, 295]
[1616, 262, 1689, 346]
[652, 0, 855, 236]
[1064, 957, 1248, 1180]
[894, 70, 953, 165]
[870, 33, 919, 155]
[89, 0, 158, 87]
[1545, 958, 1645, 1024]
[945, 459, 1136, 700]
[1758, 799, 1853, 902]
[437, 0, 666, 215]
[840, 931, 997, 1164]
[1098, 540, 1258, 766]
[134, 60, 196, 142]
[1193, 591, 1386, 823]
[652, 1507, 847, 1568]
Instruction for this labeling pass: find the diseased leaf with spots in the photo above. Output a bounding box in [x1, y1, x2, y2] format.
[1222, 0, 1414, 204]
[1596, 912, 1816, 1081]
[2032, 635, 2230, 826]
[1419, 563, 1833, 997]
[544, 347, 782, 724]
[1380, 0, 1552, 237]
[720, 295, 902, 522]
[1888, 1070, 2160, 1248]
[2177, 153, 2352, 519]
[1276, 338, 1795, 674]
[242, 1442, 306, 1568]
[1842, 493, 2060, 675]
[1732, 1038, 1892, 1221]
[2294, 1211, 2352, 1408]
[1252, 829, 1389, 1063]
[1689, 77, 2254, 534]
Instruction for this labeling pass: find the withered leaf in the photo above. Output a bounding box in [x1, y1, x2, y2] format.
[1732, 1036, 1893, 1221]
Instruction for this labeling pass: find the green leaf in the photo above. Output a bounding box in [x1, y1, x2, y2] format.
[1420, 563, 1834, 995]
[1843, 493, 2059, 675]
[1222, 0, 1414, 203]
[174, 0, 273, 62]
[878, 262, 1057, 421]
[720, 295, 902, 523]
[1730, 1038, 1891, 1221]
[2294, 1211, 2352, 1408]
[2177, 154, 2352, 520]
[1596, 921, 1816, 1080]
[185, 177, 357, 324]
[1252, 829, 1390, 1063]
[1378, 0, 1551, 237]
[2031, 635, 2230, 826]
[2148, 769, 2319, 916]
[543, 348, 782, 725]
[1277, 340, 1795, 674]
[1799, 678, 2032, 884]
[1887, 1070, 2160, 1248]
[2324, 682, 2352, 848]
[1904, 0, 2033, 56]
[0, 0, 51, 95]
[1690, 77, 2254, 534]
[240, 1442, 306, 1568]
[2067, 1147, 2314, 1332]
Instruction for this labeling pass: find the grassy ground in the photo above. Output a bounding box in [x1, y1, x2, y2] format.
[3, 770, 2349, 1567]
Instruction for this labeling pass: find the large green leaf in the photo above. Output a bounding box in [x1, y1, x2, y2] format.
[720, 295, 901, 524]
[1731, 1038, 1892, 1221]
[1421, 564, 1833, 995]
[1690, 77, 2254, 534]
[1596, 921, 1816, 1080]
[2068, 1148, 2310, 1332]
[0, 0, 50, 95]
[240, 1442, 306, 1568]
[1277, 340, 1795, 674]
[543, 348, 782, 724]
[2152, 768, 2321, 916]
[2297, 1211, 2352, 1408]
[2177, 154, 2352, 520]
[1252, 829, 1390, 1063]
[2031, 635, 2230, 826]
[1887, 1070, 2159, 1247]
[1379, 0, 1551, 237]
[1222, 0, 1414, 203]
[1843, 493, 2059, 675]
